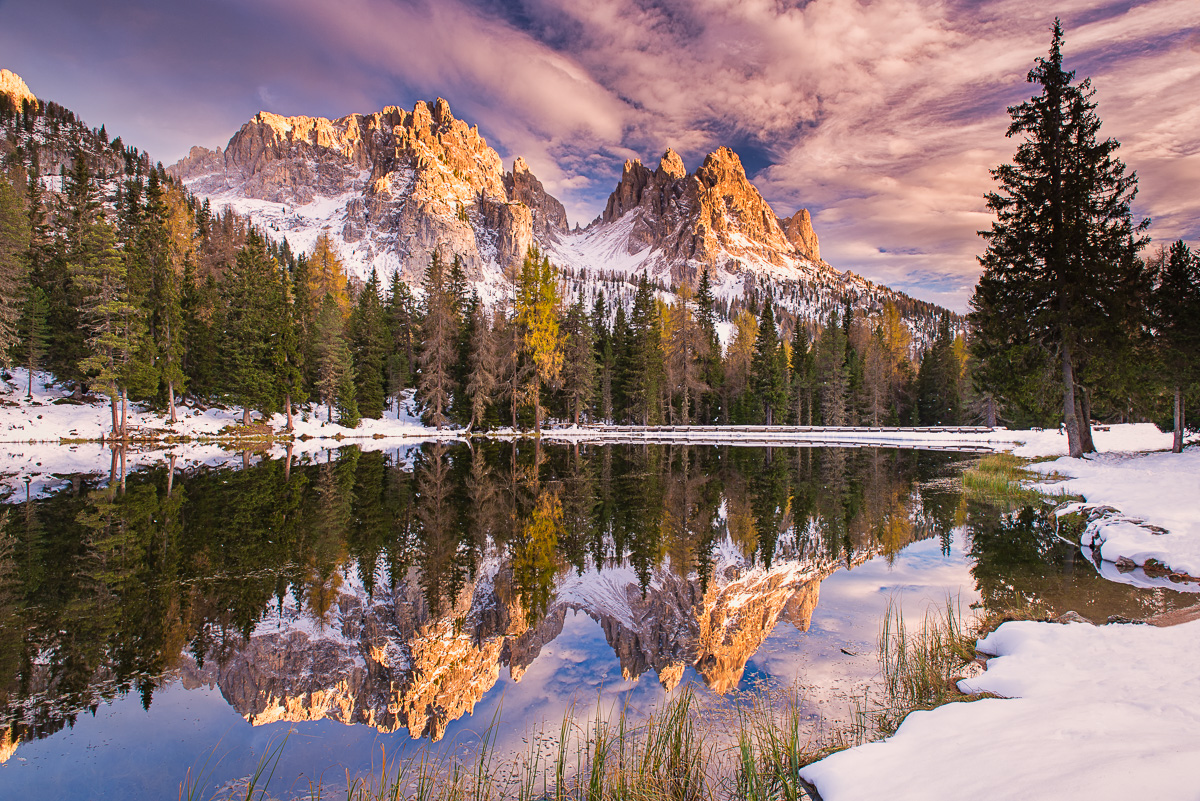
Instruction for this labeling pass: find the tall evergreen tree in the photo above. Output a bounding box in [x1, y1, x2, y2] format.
[561, 297, 596, 426]
[624, 274, 664, 425]
[0, 169, 29, 365]
[314, 294, 356, 425]
[16, 285, 49, 397]
[970, 21, 1147, 457]
[1153, 241, 1200, 452]
[750, 301, 787, 424]
[666, 285, 707, 424]
[464, 304, 500, 428]
[417, 252, 458, 429]
[349, 270, 388, 419]
[219, 235, 281, 424]
[814, 310, 848, 425]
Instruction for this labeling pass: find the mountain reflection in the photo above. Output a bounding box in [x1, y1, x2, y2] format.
[0, 443, 967, 754]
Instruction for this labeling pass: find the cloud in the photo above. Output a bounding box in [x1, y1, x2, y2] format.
[2, 0, 1197, 308]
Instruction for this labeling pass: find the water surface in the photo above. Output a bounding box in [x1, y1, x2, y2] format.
[0, 442, 1191, 798]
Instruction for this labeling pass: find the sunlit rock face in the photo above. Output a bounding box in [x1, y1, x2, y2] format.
[169, 100, 850, 308]
[587, 146, 828, 286]
[0, 69, 36, 109]
[176, 535, 855, 741]
[169, 99, 553, 286]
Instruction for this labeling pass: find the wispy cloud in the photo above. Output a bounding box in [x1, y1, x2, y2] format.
[1, 0, 1196, 309]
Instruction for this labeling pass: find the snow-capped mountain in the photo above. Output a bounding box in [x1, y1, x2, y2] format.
[168, 98, 938, 324]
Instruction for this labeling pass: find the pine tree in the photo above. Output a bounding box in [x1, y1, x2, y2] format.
[349, 270, 388, 419]
[219, 235, 281, 424]
[624, 274, 664, 425]
[592, 293, 614, 422]
[16, 285, 49, 397]
[314, 294, 355, 425]
[1153, 241, 1200, 452]
[464, 304, 500, 428]
[561, 298, 596, 425]
[970, 21, 1147, 457]
[791, 324, 814, 425]
[417, 252, 458, 429]
[814, 310, 848, 425]
[0, 168, 29, 365]
[917, 314, 962, 425]
[666, 285, 707, 424]
[385, 270, 418, 412]
[76, 216, 141, 436]
[750, 301, 787, 424]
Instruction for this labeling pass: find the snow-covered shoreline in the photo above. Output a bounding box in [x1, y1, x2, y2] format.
[800, 616, 1200, 801]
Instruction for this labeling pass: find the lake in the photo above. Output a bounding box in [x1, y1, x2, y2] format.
[0, 441, 1191, 799]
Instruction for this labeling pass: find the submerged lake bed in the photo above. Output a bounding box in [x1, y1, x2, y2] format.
[0, 441, 1193, 799]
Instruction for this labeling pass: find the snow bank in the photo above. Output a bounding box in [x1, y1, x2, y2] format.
[0, 370, 463, 445]
[1030, 448, 1200, 581]
[801, 617, 1200, 801]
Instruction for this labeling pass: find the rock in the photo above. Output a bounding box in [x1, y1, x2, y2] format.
[595, 144, 826, 285]
[168, 98, 556, 285]
[780, 209, 821, 262]
[1114, 556, 1138, 573]
[0, 69, 36, 109]
[504, 157, 568, 241]
[1054, 611, 1094, 625]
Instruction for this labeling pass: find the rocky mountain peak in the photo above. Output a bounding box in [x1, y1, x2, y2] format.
[781, 208, 821, 262]
[657, 148, 686, 181]
[0, 69, 36, 108]
[170, 96, 573, 285]
[587, 143, 825, 285]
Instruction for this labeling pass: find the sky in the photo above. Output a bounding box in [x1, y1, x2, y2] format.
[2, 0, 1197, 310]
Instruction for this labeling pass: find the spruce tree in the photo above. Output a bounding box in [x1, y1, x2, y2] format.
[349, 270, 388, 419]
[1154, 241, 1200, 452]
[220, 235, 281, 425]
[314, 294, 356, 425]
[624, 274, 664, 425]
[561, 298, 597, 426]
[464, 303, 500, 428]
[970, 21, 1147, 456]
[417, 252, 458, 429]
[385, 270, 418, 411]
[16, 285, 49, 397]
[814, 310, 848, 425]
[76, 216, 141, 436]
[0, 168, 28, 366]
[750, 301, 786, 424]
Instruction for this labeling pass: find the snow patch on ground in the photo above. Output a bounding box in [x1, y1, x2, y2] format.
[801, 617, 1200, 801]
[1030, 447, 1200, 581]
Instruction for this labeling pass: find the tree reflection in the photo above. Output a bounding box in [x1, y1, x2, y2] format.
[5, 441, 1088, 751]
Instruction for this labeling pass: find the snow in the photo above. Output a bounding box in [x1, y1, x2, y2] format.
[1028, 447, 1200, 581]
[800, 616, 1200, 801]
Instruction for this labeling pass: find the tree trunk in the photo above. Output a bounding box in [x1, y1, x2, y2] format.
[243, 406, 252, 426]
[168, 380, 177, 423]
[1174, 386, 1184, 454]
[110, 394, 120, 440]
[120, 389, 128, 439]
[285, 391, 294, 432]
[1062, 344, 1083, 458]
[1078, 388, 1095, 454]
[986, 396, 997, 428]
[534, 374, 541, 436]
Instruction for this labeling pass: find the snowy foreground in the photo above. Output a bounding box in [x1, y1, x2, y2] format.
[801, 617, 1200, 801]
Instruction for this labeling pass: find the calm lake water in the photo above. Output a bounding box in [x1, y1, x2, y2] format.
[0, 442, 1192, 799]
